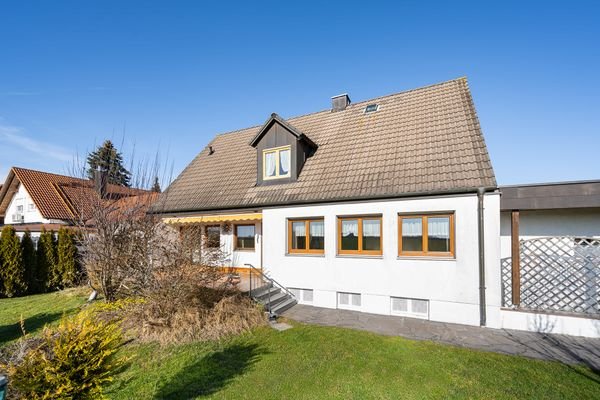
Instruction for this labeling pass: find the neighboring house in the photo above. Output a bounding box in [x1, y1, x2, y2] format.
[155, 78, 505, 329]
[0, 167, 148, 242]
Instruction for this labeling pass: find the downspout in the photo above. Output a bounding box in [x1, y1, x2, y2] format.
[477, 187, 487, 326]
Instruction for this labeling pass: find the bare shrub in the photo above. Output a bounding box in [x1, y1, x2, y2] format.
[126, 292, 265, 345]
[69, 151, 265, 344]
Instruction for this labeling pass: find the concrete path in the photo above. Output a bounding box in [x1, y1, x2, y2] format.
[283, 304, 600, 370]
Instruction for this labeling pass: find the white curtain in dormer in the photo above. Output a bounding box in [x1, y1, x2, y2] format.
[341, 220, 358, 236]
[265, 152, 276, 177]
[362, 219, 380, 237]
[428, 217, 449, 238]
[402, 218, 422, 237]
[279, 149, 290, 175]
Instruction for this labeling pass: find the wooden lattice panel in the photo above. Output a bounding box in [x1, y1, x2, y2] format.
[502, 236, 600, 315]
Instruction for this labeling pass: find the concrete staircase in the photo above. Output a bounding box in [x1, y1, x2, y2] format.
[251, 283, 297, 318]
[246, 263, 297, 318]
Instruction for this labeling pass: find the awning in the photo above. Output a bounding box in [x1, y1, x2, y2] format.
[163, 213, 262, 225]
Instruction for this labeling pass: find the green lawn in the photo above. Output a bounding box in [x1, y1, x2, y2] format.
[0, 288, 87, 345]
[2, 291, 600, 399]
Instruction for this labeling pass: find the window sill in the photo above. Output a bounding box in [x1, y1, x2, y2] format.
[336, 254, 384, 259]
[234, 249, 256, 252]
[396, 256, 456, 261]
[285, 253, 326, 258]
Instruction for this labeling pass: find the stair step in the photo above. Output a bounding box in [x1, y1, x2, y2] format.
[253, 287, 281, 302]
[250, 284, 271, 296]
[270, 297, 297, 316]
[259, 291, 289, 307]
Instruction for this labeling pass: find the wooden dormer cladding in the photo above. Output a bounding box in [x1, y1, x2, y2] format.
[250, 113, 317, 186]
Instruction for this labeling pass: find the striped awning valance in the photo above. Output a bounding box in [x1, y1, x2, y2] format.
[163, 213, 262, 225]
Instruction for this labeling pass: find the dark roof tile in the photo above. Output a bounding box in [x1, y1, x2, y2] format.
[156, 78, 496, 213]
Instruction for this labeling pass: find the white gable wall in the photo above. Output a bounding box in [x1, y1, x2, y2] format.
[262, 192, 502, 328]
[4, 183, 50, 224]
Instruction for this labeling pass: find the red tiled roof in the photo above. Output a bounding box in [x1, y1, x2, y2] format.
[0, 167, 148, 222]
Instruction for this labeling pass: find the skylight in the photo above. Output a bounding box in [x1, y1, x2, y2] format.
[364, 104, 379, 113]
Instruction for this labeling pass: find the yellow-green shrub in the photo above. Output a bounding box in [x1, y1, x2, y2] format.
[4, 309, 124, 399]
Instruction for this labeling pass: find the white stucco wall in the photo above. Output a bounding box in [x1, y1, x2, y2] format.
[499, 309, 600, 338]
[500, 209, 600, 259]
[5, 183, 49, 224]
[262, 193, 501, 327]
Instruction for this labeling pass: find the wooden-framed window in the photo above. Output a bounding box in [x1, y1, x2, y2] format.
[398, 213, 455, 257]
[263, 145, 291, 180]
[234, 224, 256, 250]
[287, 218, 325, 254]
[337, 215, 382, 256]
[205, 225, 221, 248]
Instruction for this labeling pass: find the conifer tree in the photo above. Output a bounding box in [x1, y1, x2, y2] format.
[38, 229, 58, 291]
[21, 230, 37, 294]
[86, 140, 131, 187]
[0, 226, 26, 297]
[151, 176, 161, 193]
[57, 227, 79, 287]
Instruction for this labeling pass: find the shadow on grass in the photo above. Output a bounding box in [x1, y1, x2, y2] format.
[153, 343, 265, 399]
[0, 311, 65, 346]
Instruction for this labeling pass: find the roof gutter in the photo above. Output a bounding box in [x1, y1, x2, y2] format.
[150, 186, 499, 216]
[477, 187, 488, 326]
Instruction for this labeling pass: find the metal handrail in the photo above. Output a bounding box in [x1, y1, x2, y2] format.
[245, 263, 296, 319]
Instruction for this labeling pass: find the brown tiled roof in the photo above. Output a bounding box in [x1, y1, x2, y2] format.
[0, 167, 147, 221]
[155, 78, 496, 213]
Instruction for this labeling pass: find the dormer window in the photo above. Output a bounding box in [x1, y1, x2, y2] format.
[250, 113, 317, 186]
[263, 145, 291, 180]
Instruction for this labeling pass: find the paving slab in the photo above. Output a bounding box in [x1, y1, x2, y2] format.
[270, 321, 293, 332]
[283, 304, 600, 370]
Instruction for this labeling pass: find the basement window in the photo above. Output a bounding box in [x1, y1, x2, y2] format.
[364, 104, 379, 113]
[391, 297, 429, 319]
[338, 292, 361, 310]
[289, 288, 313, 304]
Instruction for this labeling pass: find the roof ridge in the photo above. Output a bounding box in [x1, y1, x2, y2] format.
[12, 166, 85, 182]
[211, 77, 467, 139]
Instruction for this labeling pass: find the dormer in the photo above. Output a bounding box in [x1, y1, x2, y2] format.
[250, 113, 317, 186]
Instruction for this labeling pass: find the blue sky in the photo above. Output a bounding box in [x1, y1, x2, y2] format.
[1, 1, 598, 186]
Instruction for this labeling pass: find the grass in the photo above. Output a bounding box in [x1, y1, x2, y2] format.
[2, 291, 600, 399]
[0, 287, 88, 346]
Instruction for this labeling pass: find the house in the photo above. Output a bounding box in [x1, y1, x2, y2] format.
[155, 77, 505, 328]
[0, 167, 149, 242]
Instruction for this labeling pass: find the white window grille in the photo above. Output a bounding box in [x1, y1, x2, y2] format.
[289, 288, 313, 304]
[338, 292, 361, 310]
[391, 297, 429, 319]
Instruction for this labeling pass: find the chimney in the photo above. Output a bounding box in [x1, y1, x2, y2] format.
[331, 93, 351, 112]
[93, 169, 108, 199]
